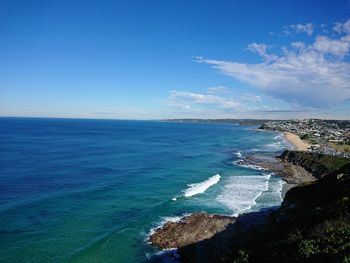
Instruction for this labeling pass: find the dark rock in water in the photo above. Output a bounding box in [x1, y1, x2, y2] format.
[177, 210, 273, 263]
[149, 212, 236, 249]
[237, 153, 316, 185]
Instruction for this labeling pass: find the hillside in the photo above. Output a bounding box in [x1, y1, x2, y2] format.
[279, 150, 350, 179]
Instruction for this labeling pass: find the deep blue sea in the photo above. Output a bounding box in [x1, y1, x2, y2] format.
[0, 118, 288, 263]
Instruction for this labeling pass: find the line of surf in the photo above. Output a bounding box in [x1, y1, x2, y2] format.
[216, 173, 272, 216]
[172, 174, 221, 201]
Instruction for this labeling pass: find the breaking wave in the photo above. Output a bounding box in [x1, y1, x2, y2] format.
[173, 174, 221, 200]
[233, 161, 266, 171]
[233, 151, 242, 158]
[216, 174, 271, 216]
[265, 141, 284, 150]
[147, 214, 188, 241]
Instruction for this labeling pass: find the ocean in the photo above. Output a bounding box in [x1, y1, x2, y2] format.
[0, 118, 288, 263]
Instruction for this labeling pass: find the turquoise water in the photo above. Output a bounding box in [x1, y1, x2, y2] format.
[0, 118, 287, 263]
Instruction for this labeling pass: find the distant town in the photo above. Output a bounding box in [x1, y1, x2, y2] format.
[165, 118, 350, 158]
[260, 119, 350, 157]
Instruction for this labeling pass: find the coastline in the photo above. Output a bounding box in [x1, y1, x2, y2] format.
[148, 135, 350, 262]
[148, 124, 349, 263]
[283, 131, 310, 151]
[149, 131, 295, 252]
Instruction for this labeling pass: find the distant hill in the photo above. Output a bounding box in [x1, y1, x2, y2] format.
[162, 119, 272, 125]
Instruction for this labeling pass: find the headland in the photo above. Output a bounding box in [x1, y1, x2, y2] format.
[149, 119, 350, 262]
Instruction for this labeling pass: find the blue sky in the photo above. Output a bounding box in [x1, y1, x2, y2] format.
[1, 0, 350, 119]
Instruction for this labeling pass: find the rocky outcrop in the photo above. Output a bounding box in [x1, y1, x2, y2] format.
[149, 212, 236, 249]
[236, 154, 316, 185]
[258, 123, 269, 130]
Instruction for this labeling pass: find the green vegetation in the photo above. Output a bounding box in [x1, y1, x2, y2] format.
[300, 134, 309, 140]
[177, 152, 350, 262]
[332, 143, 350, 153]
[298, 218, 350, 258]
[279, 150, 350, 178]
[226, 152, 350, 262]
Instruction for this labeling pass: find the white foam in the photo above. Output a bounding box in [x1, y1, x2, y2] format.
[265, 141, 284, 150]
[145, 248, 181, 263]
[271, 133, 290, 150]
[273, 134, 283, 140]
[261, 172, 273, 180]
[147, 214, 189, 243]
[275, 179, 285, 202]
[233, 151, 242, 158]
[250, 174, 285, 211]
[161, 215, 184, 223]
[251, 148, 260, 152]
[233, 161, 266, 171]
[184, 174, 221, 197]
[174, 174, 221, 200]
[216, 174, 270, 216]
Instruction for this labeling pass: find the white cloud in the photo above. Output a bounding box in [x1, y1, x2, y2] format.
[207, 86, 229, 94]
[333, 19, 350, 34]
[283, 23, 314, 36]
[291, 41, 306, 50]
[246, 43, 278, 62]
[313, 35, 350, 57]
[240, 94, 262, 103]
[196, 23, 350, 107]
[169, 90, 241, 109]
[166, 88, 273, 116]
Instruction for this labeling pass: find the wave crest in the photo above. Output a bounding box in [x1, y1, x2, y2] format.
[173, 174, 221, 200]
[233, 151, 242, 158]
[184, 174, 221, 197]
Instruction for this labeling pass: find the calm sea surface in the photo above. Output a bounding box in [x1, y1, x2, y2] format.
[0, 118, 288, 263]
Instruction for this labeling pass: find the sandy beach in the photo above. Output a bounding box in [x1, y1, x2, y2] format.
[283, 131, 310, 151]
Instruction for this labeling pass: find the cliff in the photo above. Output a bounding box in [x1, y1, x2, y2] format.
[278, 150, 350, 179]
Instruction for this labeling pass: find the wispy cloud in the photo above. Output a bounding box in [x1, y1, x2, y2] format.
[283, 23, 314, 35]
[168, 90, 241, 109]
[246, 43, 278, 62]
[165, 87, 279, 117]
[333, 19, 350, 34]
[207, 86, 229, 94]
[196, 19, 350, 108]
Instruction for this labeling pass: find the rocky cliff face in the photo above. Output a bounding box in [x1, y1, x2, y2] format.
[278, 150, 350, 179]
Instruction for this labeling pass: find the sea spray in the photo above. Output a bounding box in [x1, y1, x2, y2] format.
[216, 174, 271, 216]
[147, 214, 190, 241]
[233, 151, 242, 158]
[233, 160, 267, 171]
[173, 174, 221, 200]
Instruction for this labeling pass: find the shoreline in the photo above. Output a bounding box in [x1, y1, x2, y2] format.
[148, 129, 314, 252]
[283, 131, 310, 151]
[149, 131, 296, 250]
[148, 126, 349, 262]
